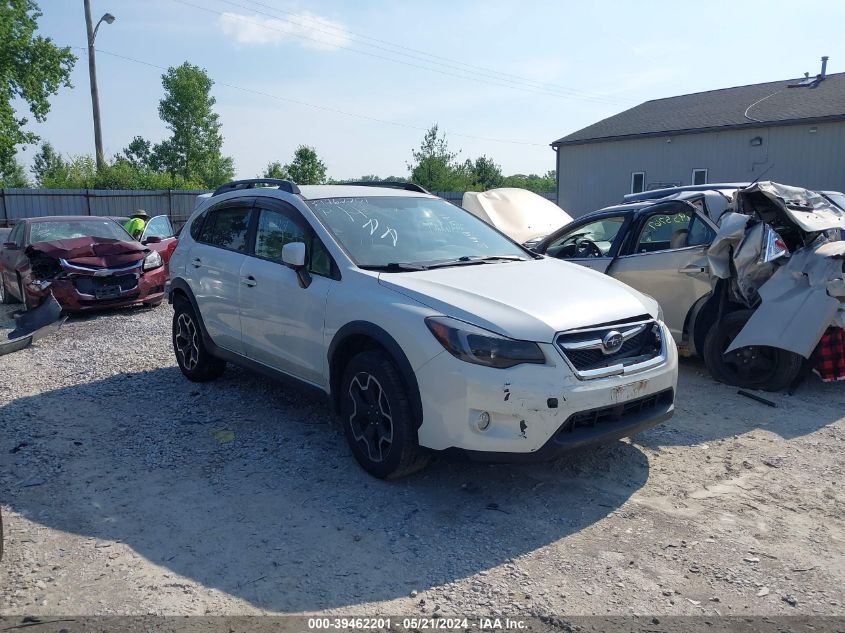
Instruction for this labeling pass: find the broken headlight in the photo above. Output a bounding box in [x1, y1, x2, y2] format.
[425, 316, 545, 369]
[143, 250, 163, 271]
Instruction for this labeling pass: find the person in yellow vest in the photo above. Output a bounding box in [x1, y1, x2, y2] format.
[124, 210, 149, 240]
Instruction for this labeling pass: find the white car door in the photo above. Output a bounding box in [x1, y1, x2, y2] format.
[187, 198, 254, 354]
[609, 206, 716, 341]
[238, 198, 336, 386]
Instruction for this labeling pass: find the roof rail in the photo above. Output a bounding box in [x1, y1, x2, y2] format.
[344, 181, 431, 194]
[212, 178, 301, 197]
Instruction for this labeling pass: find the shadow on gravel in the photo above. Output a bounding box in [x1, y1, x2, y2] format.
[2, 366, 650, 612]
[636, 357, 844, 448]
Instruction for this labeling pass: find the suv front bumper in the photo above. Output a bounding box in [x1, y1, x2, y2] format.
[414, 324, 678, 459]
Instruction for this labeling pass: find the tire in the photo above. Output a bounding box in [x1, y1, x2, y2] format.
[339, 350, 430, 479]
[0, 274, 20, 305]
[172, 298, 226, 382]
[703, 309, 804, 392]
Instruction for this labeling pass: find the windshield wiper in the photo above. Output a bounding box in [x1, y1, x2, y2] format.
[359, 262, 428, 272]
[425, 255, 528, 269]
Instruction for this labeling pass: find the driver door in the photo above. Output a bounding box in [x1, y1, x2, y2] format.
[140, 215, 178, 264]
[541, 215, 628, 273]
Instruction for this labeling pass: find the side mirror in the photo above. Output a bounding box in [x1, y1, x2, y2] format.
[2, 242, 17, 250]
[281, 242, 306, 268]
[143, 235, 162, 244]
[281, 242, 311, 288]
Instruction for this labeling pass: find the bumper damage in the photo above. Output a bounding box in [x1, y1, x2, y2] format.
[21, 237, 167, 312]
[0, 293, 65, 356]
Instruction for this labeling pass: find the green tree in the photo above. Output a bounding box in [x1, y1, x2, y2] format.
[284, 145, 327, 185]
[502, 170, 555, 192]
[262, 160, 289, 179]
[466, 155, 503, 190]
[407, 124, 468, 191]
[0, 158, 28, 187]
[120, 136, 153, 170]
[30, 141, 65, 185]
[151, 62, 234, 187]
[0, 1, 75, 172]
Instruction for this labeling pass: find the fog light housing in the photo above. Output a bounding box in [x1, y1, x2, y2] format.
[477, 411, 491, 431]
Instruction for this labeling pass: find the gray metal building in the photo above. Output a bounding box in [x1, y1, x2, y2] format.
[552, 66, 845, 217]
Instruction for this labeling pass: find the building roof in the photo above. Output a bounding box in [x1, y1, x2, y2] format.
[552, 72, 845, 146]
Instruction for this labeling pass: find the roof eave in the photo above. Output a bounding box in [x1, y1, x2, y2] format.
[550, 114, 845, 148]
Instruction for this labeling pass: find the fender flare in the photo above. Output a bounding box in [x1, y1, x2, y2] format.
[167, 278, 214, 348]
[328, 321, 424, 428]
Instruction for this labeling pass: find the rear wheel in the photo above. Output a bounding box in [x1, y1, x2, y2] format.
[172, 298, 225, 382]
[703, 309, 803, 392]
[339, 350, 429, 479]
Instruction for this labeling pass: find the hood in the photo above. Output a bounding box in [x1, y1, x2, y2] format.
[461, 188, 573, 244]
[379, 257, 658, 342]
[27, 237, 147, 268]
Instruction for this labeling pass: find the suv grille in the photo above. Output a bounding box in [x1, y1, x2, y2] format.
[556, 318, 664, 379]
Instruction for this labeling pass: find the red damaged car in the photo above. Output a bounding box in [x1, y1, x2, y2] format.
[0, 215, 176, 311]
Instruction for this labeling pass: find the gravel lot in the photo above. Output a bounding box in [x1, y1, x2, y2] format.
[0, 303, 843, 616]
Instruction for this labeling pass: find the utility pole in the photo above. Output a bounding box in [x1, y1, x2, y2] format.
[84, 1, 115, 170]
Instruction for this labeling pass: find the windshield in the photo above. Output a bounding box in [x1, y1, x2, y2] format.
[29, 220, 132, 244]
[306, 196, 527, 267]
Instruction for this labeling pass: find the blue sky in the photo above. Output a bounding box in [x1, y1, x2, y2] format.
[23, 0, 845, 180]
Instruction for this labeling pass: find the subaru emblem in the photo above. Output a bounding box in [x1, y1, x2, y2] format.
[601, 330, 624, 355]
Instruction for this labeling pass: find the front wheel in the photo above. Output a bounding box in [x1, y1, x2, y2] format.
[339, 350, 429, 479]
[172, 299, 226, 382]
[703, 309, 803, 392]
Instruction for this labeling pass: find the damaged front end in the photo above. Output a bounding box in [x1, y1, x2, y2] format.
[21, 236, 167, 312]
[707, 181, 845, 385]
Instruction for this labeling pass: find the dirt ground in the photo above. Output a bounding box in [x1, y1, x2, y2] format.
[0, 303, 843, 616]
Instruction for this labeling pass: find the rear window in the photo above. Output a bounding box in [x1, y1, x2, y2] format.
[29, 220, 131, 244]
[198, 207, 252, 252]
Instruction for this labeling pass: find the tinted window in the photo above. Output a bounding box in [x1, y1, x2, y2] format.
[635, 211, 691, 252]
[546, 216, 626, 259]
[255, 208, 307, 262]
[198, 207, 252, 251]
[254, 207, 335, 278]
[687, 214, 716, 247]
[189, 211, 207, 241]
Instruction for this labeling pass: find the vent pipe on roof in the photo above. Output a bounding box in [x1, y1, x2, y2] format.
[821, 56, 829, 78]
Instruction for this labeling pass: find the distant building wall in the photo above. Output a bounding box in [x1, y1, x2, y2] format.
[556, 120, 845, 216]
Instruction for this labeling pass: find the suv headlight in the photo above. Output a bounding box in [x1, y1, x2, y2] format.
[641, 293, 664, 323]
[143, 250, 163, 271]
[425, 316, 545, 369]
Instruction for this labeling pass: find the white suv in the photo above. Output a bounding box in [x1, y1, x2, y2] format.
[167, 179, 678, 478]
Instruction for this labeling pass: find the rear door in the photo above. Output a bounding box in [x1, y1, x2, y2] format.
[540, 214, 629, 273]
[187, 198, 254, 354]
[608, 203, 716, 341]
[238, 197, 337, 386]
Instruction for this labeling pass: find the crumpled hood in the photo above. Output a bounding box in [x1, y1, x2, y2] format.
[379, 257, 658, 342]
[27, 237, 147, 268]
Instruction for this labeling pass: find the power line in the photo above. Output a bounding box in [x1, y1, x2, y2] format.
[173, 0, 631, 106]
[224, 0, 637, 105]
[78, 46, 548, 147]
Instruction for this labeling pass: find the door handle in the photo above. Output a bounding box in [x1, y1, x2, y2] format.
[679, 264, 709, 274]
[191, 257, 202, 268]
[242, 275, 257, 287]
